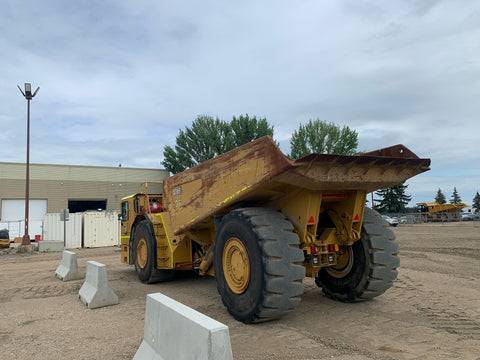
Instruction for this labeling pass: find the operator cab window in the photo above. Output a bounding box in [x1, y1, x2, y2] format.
[121, 201, 128, 221]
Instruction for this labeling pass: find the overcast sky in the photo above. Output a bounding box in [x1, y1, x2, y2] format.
[1, 0, 479, 207]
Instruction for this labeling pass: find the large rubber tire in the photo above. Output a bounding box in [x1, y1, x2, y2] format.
[315, 207, 399, 302]
[133, 221, 174, 284]
[213, 208, 305, 323]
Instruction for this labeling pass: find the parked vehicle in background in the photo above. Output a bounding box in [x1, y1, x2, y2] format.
[0, 228, 9, 248]
[382, 215, 399, 227]
[461, 212, 475, 221]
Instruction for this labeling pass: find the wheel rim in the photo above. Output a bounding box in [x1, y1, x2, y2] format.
[223, 237, 250, 294]
[137, 237, 148, 269]
[325, 245, 354, 278]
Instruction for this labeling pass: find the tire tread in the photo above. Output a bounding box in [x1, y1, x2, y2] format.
[317, 207, 399, 302]
[215, 207, 305, 323]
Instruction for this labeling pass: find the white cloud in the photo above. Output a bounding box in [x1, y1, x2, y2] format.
[0, 0, 478, 205]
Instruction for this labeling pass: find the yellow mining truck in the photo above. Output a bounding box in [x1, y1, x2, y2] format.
[416, 202, 467, 222]
[120, 136, 430, 323]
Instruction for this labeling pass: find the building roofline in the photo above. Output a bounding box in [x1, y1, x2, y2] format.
[0, 161, 168, 172]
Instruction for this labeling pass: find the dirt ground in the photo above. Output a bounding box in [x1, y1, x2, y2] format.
[1, 222, 479, 360]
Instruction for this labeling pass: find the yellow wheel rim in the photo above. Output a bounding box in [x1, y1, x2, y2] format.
[326, 245, 354, 278]
[223, 237, 250, 294]
[137, 238, 148, 269]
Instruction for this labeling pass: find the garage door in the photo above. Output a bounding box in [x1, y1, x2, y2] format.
[1, 199, 47, 221]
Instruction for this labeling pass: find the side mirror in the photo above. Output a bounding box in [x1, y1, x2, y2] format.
[118, 214, 124, 221]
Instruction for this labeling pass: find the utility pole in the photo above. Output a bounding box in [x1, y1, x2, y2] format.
[17, 83, 40, 245]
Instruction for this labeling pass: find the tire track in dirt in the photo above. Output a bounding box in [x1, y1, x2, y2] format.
[395, 272, 480, 340]
[0, 282, 82, 303]
[302, 332, 398, 360]
[401, 246, 480, 260]
[414, 304, 480, 340]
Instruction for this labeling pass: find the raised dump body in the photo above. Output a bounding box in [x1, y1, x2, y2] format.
[163, 136, 430, 235]
[120, 136, 430, 323]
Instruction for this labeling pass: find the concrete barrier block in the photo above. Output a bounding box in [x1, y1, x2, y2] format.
[134, 293, 233, 360]
[78, 261, 118, 309]
[55, 250, 84, 281]
[39, 240, 64, 252]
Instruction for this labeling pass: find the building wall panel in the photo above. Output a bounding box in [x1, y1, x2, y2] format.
[0, 162, 168, 215]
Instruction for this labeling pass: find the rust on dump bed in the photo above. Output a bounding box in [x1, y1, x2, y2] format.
[163, 136, 430, 235]
[279, 144, 430, 192]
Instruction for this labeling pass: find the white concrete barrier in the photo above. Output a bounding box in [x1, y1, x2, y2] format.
[134, 293, 233, 360]
[55, 250, 84, 281]
[41, 240, 65, 253]
[78, 261, 118, 309]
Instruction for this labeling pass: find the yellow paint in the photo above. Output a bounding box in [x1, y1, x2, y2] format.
[176, 185, 252, 233]
[223, 237, 250, 294]
[121, 194, 135, 201]
[222, 185, 251, 205]
[159, 213, 174, 268]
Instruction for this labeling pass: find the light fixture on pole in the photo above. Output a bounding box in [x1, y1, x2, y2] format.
[17, 83, 40, 246]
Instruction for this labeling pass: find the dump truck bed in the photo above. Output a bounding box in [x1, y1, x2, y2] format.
[163, 136, 430, 235]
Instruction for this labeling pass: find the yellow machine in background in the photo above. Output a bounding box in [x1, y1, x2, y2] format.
[416, 202, 467, 221]
[120, 136, 430, 323]
[0, 229, 9, 248]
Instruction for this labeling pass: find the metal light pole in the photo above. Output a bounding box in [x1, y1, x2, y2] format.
[17, 83, 40, 245]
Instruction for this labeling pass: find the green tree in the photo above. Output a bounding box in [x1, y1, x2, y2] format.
[289, 119, 358, 158]
[449, 187, 462, 204]
[472, 191, 480, 213]
[375, 182, 412, 213]
[162, 114, 274, 174]
[230, 114, 273, 147]
[435, 188, 446, 204]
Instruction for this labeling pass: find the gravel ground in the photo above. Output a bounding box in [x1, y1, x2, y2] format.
[1, 222, 479, 359]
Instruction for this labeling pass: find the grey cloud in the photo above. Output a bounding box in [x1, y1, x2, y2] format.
[1, 0, 479, 205]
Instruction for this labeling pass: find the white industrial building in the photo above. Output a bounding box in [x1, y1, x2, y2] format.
[0, 162, 169, 242]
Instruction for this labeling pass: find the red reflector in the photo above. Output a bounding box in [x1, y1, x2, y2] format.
[176, 262, 194, 268]
[308, 216, 315, 224]
[322, 194, 347, 199]
[354, 213, 360, 221]
[311, 246, 316, 254]
[329, 244, 335, 252]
